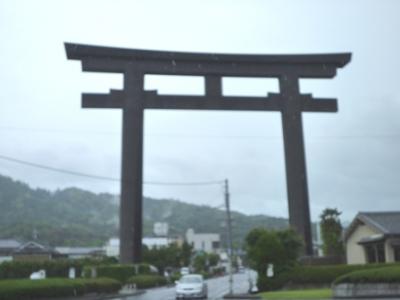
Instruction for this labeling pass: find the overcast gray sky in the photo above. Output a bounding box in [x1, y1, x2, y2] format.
[1, 0, 400, 222]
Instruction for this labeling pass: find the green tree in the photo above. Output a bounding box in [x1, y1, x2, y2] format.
[193, 252, 208, 272]
[142, 242, 194, 274]
[320, 208, 344, 256]
[208, 253, 220, 267]
[245, 228, 302, 291]
[179, 241, 193, 266]
[276, 229, 303, 265]
[246, 230, 284, 274]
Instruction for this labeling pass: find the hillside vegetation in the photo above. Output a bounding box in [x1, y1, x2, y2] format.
[0, 174, 288, 247]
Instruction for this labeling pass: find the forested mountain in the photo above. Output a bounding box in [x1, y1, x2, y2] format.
[0, 174, 288, 247]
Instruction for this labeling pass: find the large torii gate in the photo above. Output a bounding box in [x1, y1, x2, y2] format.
[65, 43, 351, 263]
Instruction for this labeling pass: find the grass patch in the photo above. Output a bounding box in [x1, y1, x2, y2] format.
[260, 288, 332, 299]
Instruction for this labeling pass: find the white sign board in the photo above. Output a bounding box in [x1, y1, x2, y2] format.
[267, 264, 274, 277]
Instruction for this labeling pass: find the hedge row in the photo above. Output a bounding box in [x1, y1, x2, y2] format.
[334, 266, 400, 284]
[0, 260, 83, 280]
[282, 263, 399, 285]
[0, 277, 121, 300]
[170, 273, 181, 282]
[257, 263, 400, 291]
[82, 263, 152, 283]
[126, 275, 167, 289]
[0, 257, 116, 280]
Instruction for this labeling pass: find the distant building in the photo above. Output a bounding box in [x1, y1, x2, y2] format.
[55, 247, 105, 259]
[105, 236, 180, 257]
[105, 238, 120, 257]
[186, 228, 220, 253]
[13, 241, 63, 262]
[142, 237, 171, 249]
[345, 212, 400, 264]
[153, 222, 169, 236]
[0, 239, 21, 263]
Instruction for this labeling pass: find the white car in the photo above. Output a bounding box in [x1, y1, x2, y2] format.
[175, 274, 208, 299]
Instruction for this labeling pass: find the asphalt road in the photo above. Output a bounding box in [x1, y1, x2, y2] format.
[112, 271, 256, 300]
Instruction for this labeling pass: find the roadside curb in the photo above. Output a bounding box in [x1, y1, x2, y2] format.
[223, 293, 261, 299]
[47, 290, 146, 300]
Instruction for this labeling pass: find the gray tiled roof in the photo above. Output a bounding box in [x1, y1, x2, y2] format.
[0, 239, 21, 249]
[14, 241, 57, 254]
[55, 247, 104, 255]
[359, 211, 400, 235]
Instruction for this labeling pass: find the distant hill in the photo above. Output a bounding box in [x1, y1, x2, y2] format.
[0, 174, 288, 247]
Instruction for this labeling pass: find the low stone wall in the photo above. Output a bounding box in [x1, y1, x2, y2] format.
[334, 283, 400, 298]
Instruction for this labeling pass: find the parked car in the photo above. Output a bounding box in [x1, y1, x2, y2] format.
[175, 274, 208, 299]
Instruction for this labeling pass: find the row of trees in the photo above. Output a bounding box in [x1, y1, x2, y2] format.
[245, 208, 344, 267]
[245, 208, 344, 290]
[245, 228, 303, 276]
[142, 242, 193, 274]
[143, 208, 343, 280]
[142, 242, 222, 275]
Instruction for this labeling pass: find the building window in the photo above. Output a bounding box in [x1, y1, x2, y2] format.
[365, 245, 375, 263]
[212, 241, 220, 249]
[376, 243, 385, 262]
[364, 243, 386, 263]
[394, 246, 400, 262]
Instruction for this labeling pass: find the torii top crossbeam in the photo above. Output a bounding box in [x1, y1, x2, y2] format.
[66, 43, 350, 112]
[65, 42, 351, 263]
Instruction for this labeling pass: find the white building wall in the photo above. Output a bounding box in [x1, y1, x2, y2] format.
[105, 237, 176, 257]
[385, 238, 395, 263]
[186, 229, 220, 253]
[346, 224, 379, 264]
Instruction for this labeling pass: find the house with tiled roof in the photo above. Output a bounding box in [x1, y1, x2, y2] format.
[0, 239, 22, 263]
[344, 212, 400, 264]
[12, 241, 63, 262]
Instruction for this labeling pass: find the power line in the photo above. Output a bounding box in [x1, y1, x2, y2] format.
[0, 154, 223, 186]
[1, 126, 400, 140]
[0, 154, 120, 182]
[144, 180, 223, 186]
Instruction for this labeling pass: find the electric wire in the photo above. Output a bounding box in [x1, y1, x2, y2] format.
[0, 154, 223, 186]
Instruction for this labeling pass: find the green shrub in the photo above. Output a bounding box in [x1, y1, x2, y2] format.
[82, 263, 155, 283]
[0, 278, 121, 300]
[126, 274, 167, 289]
[0, 258, 116, 280]
[81, 277, 122, 293]
[287, 263, 399, 285]
[334, 266, 400, 284]
[138, 263, 152, 274]
[257, 273, 291, 291]
[0, 260, 84, 279]
[82, 264, 136, 283]
[257, 263, 400, 291]
[170, 273, 181, 283]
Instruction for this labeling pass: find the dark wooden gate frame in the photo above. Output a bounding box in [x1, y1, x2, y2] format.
[65, 42, 351, 263]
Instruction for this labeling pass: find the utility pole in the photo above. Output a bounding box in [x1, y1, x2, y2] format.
[224, 179, 234, 295]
